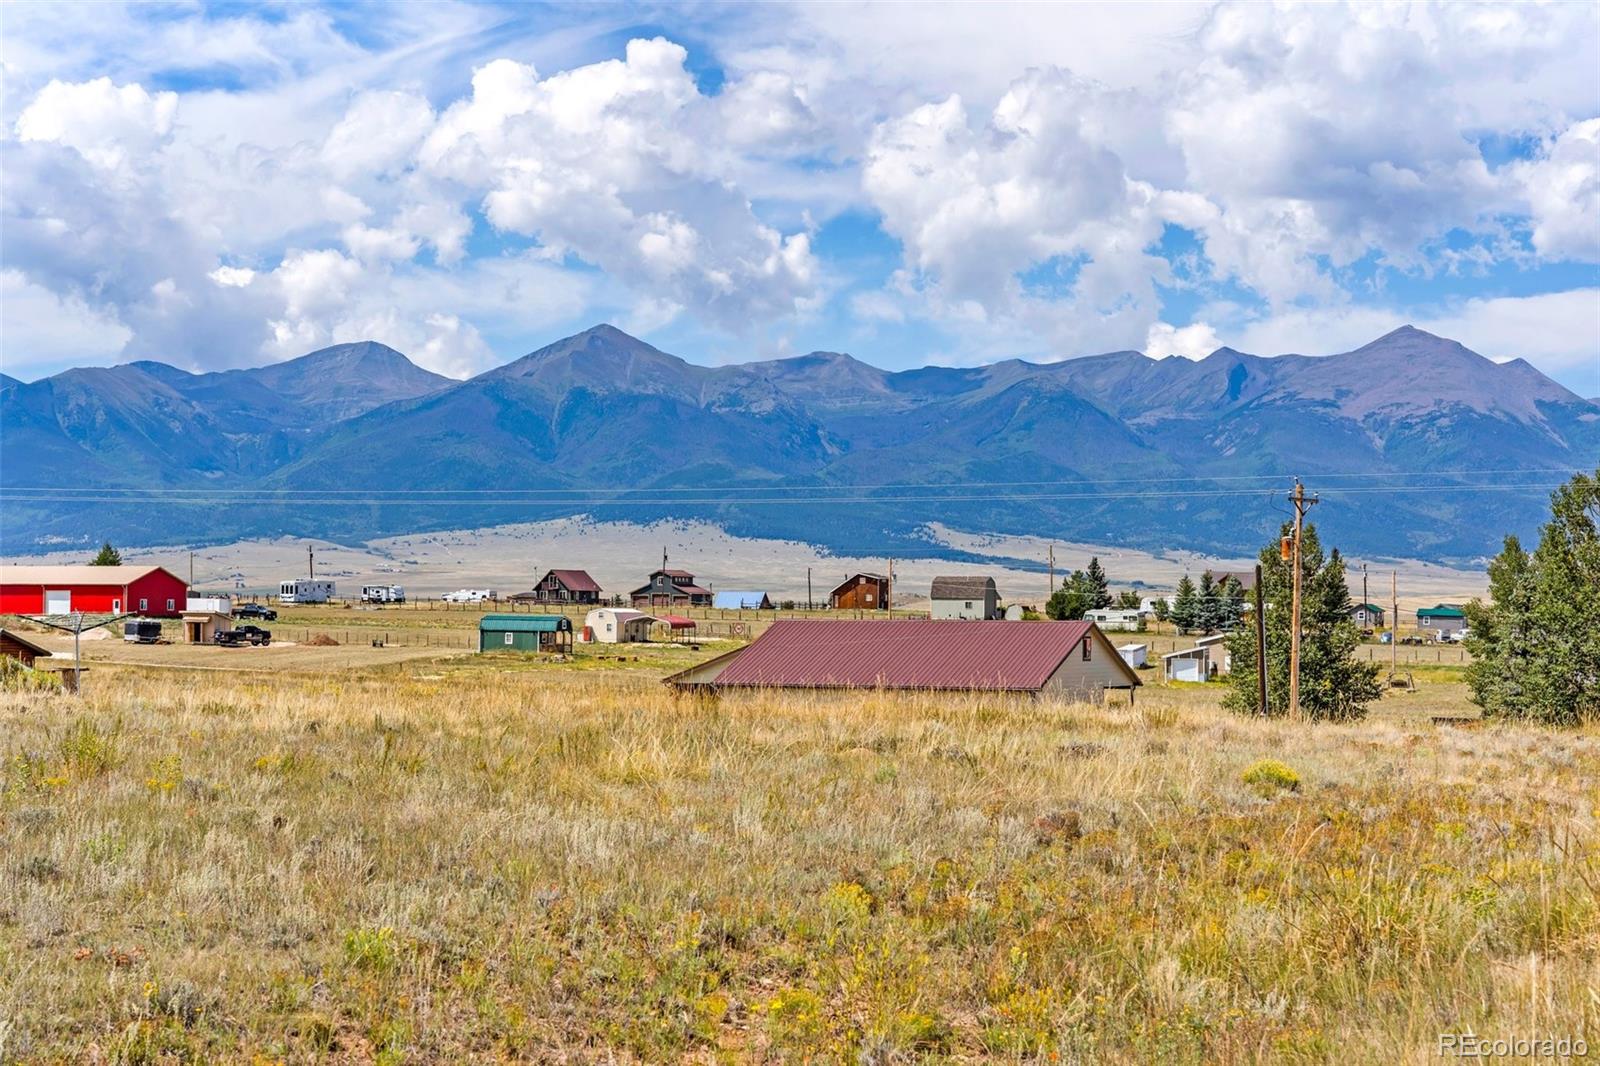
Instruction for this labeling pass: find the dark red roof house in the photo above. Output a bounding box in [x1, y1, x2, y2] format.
[665, 619, 1141, 702]
[515, 568, 603, 604]
[630, 568, 713, 608]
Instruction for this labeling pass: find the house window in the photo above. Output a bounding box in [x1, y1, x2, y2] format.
[166, 599, 175, 611]
[504, 632, 515, 646]
[139, 598, 148, 611]
[1422, 618, 1431, 626]
[965, 601, 974, 609]
[1082, 637, 1092, 661]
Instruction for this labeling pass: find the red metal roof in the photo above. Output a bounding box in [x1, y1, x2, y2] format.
[543, 568, 601, 592]
[657, 614, 697, 628]
[698, 619, 1100, 691]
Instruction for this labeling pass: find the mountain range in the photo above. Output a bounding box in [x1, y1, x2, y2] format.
[2, 324, 1595, 564]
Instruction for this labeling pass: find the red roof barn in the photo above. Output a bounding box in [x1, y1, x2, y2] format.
[665, 619, 1141, 701]
[0, 565, 189, 618]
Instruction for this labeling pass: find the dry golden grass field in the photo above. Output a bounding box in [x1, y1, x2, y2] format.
[2, 647, 1597, 1064]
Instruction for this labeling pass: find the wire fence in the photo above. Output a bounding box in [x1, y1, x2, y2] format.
[270, 626, 475, 649]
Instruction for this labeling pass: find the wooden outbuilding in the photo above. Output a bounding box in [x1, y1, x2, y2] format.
[829, 573, 890, 610]
[181, 612, 233, 645]
[0, 628, 53, 668]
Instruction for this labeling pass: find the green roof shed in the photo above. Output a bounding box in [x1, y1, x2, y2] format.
[478, 613, 573, 652]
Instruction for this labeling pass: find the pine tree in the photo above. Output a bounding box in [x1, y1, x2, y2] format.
[1084, 557, 1113, 610]
[1196, 571, 1221, 633]
[1170, 576, 1198, 634]
[89, 542, 121, 566]
[1466, 470, 1600, 725]
[1463, 536, 1536, 719]
[1152, 598, 1170, 624]
[1116, 589, 1142, 610]
[1223, 523, 1381, 721]
[1045, 571, 1095, 620]
[1222, 577, 1247, 631]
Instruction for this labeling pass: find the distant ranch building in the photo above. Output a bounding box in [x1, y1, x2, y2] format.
[1417, 604, 1466, 639]
[666, 619, 1141, 702]
[1349, 602, 1386, 628]
[929, 576, 1000, 620]
[518, 569, 602, 605]
[0, 565, 189, 618]
[830, 573, 890, 610]
[630, 569, 713, 609]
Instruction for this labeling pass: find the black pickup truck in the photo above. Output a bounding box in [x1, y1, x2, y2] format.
[214, 625, 272, 647]
[235, 603, 277, 621]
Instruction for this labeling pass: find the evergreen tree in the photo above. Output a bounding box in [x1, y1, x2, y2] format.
[1084, 557, 1113, 610]
[1466, 470, 1600, 725]
[1045, 570, 1096, 620]
[1463, 536, 1536, 719]
[1223, 523, 1380, 721]
[1170, 576, 1198, 634]
[1196, 571, 1221, 633]
[1116, 590, 1142, 610]
[89, 542, 121, 566]
[1152, 598, 1170, 624]
[1221, 577, 1247, 631]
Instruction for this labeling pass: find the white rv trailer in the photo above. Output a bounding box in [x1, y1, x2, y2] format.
[279, 579, 336, 604]
[361, 584, 406, 603]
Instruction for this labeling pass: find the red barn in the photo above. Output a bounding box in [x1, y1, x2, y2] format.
[0, 565, 189, 618]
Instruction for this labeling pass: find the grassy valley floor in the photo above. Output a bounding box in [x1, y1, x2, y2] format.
[1, 658, 1596, 1063]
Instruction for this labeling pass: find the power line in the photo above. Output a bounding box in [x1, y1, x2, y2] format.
[0, 483, 1569, 507]
[0, 465, 1579, 497]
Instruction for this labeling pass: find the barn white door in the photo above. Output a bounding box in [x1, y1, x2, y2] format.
[45, 589, 70, 614]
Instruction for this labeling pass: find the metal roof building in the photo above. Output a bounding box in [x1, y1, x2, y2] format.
[665, 619, 1140, 700]
[929, 575, 1001, 620]
[478, 613, 573, 652]
[0, 565, 189, 618]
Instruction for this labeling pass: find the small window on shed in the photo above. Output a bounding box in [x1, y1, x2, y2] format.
[166, 598, 175, 611]
[503, 631, 514, 646]
[1082, 636, 1092, 661]
[139, 598, 148, 611]
[965, 601, 974, 609]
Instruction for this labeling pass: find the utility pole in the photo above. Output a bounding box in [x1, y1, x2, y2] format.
[189, 551, 195, 587]
[1287, 480, 1319, 718]
[1047, 544, 1056, 602]
[1391, 570, 1399, 676]
[308, 545, 315, 581]
[1253, 563, 1268, 715]
[886, 559, 894, 613]
[807, 567, 813, 611]
[1361, 563, 1369, 628]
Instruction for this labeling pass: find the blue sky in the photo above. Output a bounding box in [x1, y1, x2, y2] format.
[2, 1, 1597, 394]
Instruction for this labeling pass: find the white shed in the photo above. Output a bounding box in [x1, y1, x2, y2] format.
[1117, 643, 1148, 669]
[1161, 634, 1230, 682]
[583, 607, 654, 643]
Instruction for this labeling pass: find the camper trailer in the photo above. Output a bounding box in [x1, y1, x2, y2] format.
[278, 579, 335, 604]
[361, 584, 406, 604]
[123, 619, 163, 644]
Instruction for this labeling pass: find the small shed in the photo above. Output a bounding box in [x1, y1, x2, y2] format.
[181, 611, 233, 645]
[583, 607, 654, 643]
[1349, 602, 1386, 628]
[930, 576, 1000, 620]
[713, 590, 774, 610]
[1162, 634, 1230, 682]
[1117, 643, 1148, 669]
[0, 628, 53, 668]
[478, 613, 573, 653]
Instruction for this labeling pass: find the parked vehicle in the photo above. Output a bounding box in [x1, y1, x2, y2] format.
[278, 579, 335, 604]
[361, 584, 406, 604]
[442, 588, 497, 603]
[236, 603, 277, 621]
[215, 625, 272, 647]
[123, 619, 162, 644]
